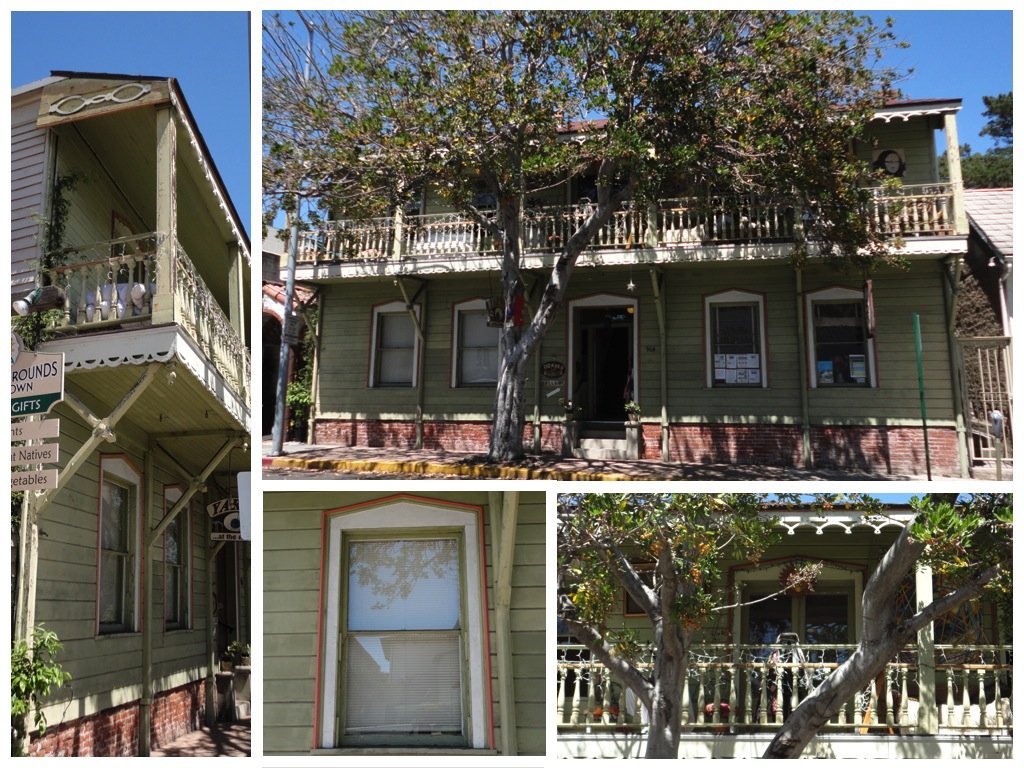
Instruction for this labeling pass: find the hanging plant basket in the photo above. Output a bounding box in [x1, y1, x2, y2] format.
[779, 561, 818, 594]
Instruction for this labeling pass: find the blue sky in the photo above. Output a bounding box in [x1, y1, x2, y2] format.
[11, 11, 252, 238]
[866, 10, 1014, 153]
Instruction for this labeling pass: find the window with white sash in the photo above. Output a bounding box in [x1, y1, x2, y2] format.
[319, 497, 490, 750]
[370, 301, 420, 387]
[452, 299, 499, 386]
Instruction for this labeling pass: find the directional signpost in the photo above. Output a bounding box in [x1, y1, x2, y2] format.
[11, 332, 64, 491]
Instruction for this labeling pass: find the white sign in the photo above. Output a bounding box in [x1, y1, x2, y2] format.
[11, 419, 60, 441]
[11, 349, 65, 417]
[12, 469, 58, 491]
[11, 444, 59, 466]
[237, 472, 251, 541]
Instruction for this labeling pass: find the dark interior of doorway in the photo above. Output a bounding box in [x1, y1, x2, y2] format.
[575, 306, 633, 437]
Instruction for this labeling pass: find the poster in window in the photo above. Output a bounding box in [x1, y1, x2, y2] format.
[747, 368, 761, 385]
[726, 354, 738, 369]
[817, 360, 834, 384]
[736, 369, 748, 384]
[714, 354, 726, 369]
[849, 354, 867, 383]
[715, 368, 728, 382]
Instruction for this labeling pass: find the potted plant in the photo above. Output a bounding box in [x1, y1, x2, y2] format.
[227, 640, 251, 667]
[558, 398, 582, 420]
[219, 651, 233, 673]
[624, 400, 642, 422]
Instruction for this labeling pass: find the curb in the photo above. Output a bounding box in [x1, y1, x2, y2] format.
[262, 455, 645, 481]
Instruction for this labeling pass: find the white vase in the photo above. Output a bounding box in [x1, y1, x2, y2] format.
[99, 284, 113, 320]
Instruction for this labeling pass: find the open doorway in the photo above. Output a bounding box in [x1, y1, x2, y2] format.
[569, 295, 637, 432]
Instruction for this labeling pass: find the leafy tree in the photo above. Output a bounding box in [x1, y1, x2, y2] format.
[557, 493, 1011, 759]
[979, 92, 1012, 146]
[264, 11, 903, 461]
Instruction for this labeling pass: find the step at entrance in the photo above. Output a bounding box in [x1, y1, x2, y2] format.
[575, 436, 631, 460]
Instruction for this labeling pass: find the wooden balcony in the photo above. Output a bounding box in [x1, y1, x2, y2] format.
[43, 232, 250, 403]
[556, 642, 1012, 736]
[295, 184, 960, 267]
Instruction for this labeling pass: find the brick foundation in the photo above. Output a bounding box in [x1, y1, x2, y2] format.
[315, 418, 571, 455]
[29, 680, 204, 757]
[314, 417, 959, 476]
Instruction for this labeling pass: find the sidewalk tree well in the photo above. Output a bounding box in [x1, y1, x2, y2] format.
[556, 493, 1011, 759]
[264, 10, 904, 461]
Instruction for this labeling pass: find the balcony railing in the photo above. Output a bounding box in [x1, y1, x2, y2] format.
[43, 232, 250, 403]
[556, 642, 1012, 736]
[296, 184, 958, 265]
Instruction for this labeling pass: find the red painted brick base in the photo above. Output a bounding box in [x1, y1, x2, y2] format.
[29, 681, 203, 757]
[314, 418, 959, 476]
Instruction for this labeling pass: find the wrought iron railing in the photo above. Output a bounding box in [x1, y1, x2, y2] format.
[43, 232, 249, 402]
[556, 642, 1012, 735]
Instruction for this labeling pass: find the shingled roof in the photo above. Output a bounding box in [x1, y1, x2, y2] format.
[964, 188, 1013, 259]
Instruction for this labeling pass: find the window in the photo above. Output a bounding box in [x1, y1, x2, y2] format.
[805, 287, 875, 388]
[164, 487, 190, 630]
[370, 301, 420, 387]
[452, 299, 499, 386]
[704, 290, 767, 387]
[98, 457, 141, 634]
[344, 537, 462, 743]
[319, 497, 490, 750]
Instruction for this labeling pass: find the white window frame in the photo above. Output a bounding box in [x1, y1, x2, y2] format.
[451, 298, 500, 387]
[97, 455, 142, 635]
[369, 300, 421, 388]
[163, 486, 191, 631]
[805, 286, 877, 388]
[319, 497, 490, 750]
[704, 289, 768, 388]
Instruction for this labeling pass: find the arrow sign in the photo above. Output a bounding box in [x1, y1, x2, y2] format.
[11, 419, 60, 441]
[12, 469, 58, 491]
[11, 443, 59, 466]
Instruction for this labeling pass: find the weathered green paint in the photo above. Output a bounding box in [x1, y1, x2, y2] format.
[313, 259, 957, 429]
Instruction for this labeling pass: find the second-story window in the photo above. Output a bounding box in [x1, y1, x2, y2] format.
[806, 287, 876, 388]
[704, 290, 767, 388]
[452, 299, 499, 387]
[370, 301, 420, 388]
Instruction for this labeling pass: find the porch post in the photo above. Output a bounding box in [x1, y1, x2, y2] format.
[914, 563, 938, 734]
[153, 106, 177, 325]
[793, 265, 812, 468]
[140, 441, 155, 756]
[942, 113, 968, 234]
[488, 491, 520, 754]
[941, 257, 971, 478]
[649, 268, 669, 461]
[228, 241, 247, 345]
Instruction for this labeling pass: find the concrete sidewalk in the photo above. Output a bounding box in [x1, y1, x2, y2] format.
[262, 440, 989, 481]
[150, 720, 251, 757]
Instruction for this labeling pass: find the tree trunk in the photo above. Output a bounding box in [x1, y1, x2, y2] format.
[644, 658, 686, 758]
[488, 347, 528, 461]
[761, 641, 899, 758]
